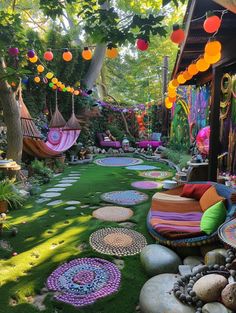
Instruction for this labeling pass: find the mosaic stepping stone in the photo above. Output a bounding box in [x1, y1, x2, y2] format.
[94, 157, 143, 167]
[36, 198, 48, 204]
[46, 188, 66, 192]
[131, 180, 163, 190]
[61, 180, 77, 183]
[64, 206, 76, 211]
[101, 190, 148, 206]
[68, 174, 80, 177]
[93, 206, 133, 222]
[139, 170, 173, 180]
[47, 200, 63, 206]
[55, 184, 72, 187]
[81, 205, 89, 208]
[66, 201, 81, 205]
[125, 165, 159, 171]
[40, 192, 61, 198]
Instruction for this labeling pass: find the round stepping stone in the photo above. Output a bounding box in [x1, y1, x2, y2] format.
[47, 200, 63, 206]
[46, 188, 66, 192]
[40, 192, 61, 198]
[64, 206, 76, 211]
[93, 206, 133, 222]
[36, 198, 48, 204]
[139, 274, 195, 313]
[55, 184, 72, 187]
[131, 181, 163, 190]
[126, 165, 158, 171]
[61, 180, 77, 183]
[66, 201, 81, 205]
[101, 190, 148, 206]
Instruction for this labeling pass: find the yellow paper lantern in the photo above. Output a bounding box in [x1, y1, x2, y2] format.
[29, 55, 38, 63]
[168, 86, 176, 94]
[204, 52, 221, 65]
[171, 79, 179, 88]
[34, 76, 40, 83]
[70, 88, 74, 93]
[165, 97, 173, 109]
[177, 74, 186, 84]
[67, 87, 71, 92]
[37, 65, 44, 73]
[196, 58, 210, 72]
[52, 77, 58, 84]
[205, 40, 222, 56]
[46, 72, 54, 79]
[188, 63, 199, 76]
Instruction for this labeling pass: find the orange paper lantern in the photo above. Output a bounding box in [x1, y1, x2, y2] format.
[52, 85, 57, 90]
[170, 79, 179, 88]
[205, 40, 222, 56]
[196, 58, 210, 72]
[74, 90, 79, 95]
[177, 74, 186, 84]
[52, 77, 58, 84]
[37, 65, 44, 73]
[183, 71, 193, 81]
[106, 45, 118, 59]
[34, 76, 40, 83]
[204, 52, 221, 64]
[62, 50, 73, 61]
[188, 63, 199, 76]
[165, 98, 173, 109]
[82, 47, 92, 60]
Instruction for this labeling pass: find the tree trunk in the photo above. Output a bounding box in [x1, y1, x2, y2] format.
[0, 61, 23, 163]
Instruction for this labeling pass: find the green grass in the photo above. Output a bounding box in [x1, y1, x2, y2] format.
[0, 159, 174, 313]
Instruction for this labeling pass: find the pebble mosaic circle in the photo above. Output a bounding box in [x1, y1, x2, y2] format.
[218, 218, 236, 248]
[131, 180, 163, 190]
[125, 165, 158, 171]
[47, 258, 121, 307]
[101, 190, 148, 206]
[92, 206, 133, 222]
[89, 227, 147, 256]
[94, 157, 143, 167]
[139, 170, 173, 180]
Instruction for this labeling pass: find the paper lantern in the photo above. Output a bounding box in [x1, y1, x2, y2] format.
[204, 52, 221, 65]
[205, 40, 221, 56]
[61, 84, 65, 89]
[37, 65, 44, 73]
[49, 82, 54, 88]
[165, 98, 173, 109]
[203, 12, 221, 33]
[56, 81, 62, 87]
[170, 79, 179, 88]
[70, 87, 74, 93]
[196, 58, 210, 72]
[29, 55, 38, 63]
[46, 72, 54, 79]
[183, 71, 193, 81]
[177, 74, 186, 84]
[196, 126, 210, 155]
[170, 24, 185, 44]
[43, 77, 48, 84]
[62, 49, 72, 62]
[74, 90, 79, 95]
[63, 88, 67, 92]
[27, 50, 35, 58]
[52, 85, 57, 90]
[8, 47, 19, 56]
[188, 63, 199, 76]
[82, 47, 92, 60]
[168, 89, 177, 98]
[44, 49, 54, 61]
[67, 87, 71, 92]
[106, 46, 118, 59]
[22, 76, 29, 84]
[169, 96, 176, 103]
[136, 38, 149, 51]
[34, 76, 40, 83]
[52, 77, 58, 84]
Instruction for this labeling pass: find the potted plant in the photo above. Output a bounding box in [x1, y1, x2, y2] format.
[0, 180, 24, 213]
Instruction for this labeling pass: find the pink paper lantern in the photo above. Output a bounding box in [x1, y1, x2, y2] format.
[196, 126, 210, 155]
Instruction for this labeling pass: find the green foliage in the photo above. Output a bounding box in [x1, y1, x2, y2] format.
[0, 179, 25, 209]
[163, 148, 191, 168]
[30, 159, 53, 184]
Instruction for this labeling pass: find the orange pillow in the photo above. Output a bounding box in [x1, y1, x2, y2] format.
[199, 186, 225, 212]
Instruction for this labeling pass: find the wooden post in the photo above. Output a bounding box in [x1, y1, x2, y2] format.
[208, 67, 222, 181]
[161, 56, 169, 136]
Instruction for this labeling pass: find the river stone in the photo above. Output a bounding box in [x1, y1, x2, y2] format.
[202, 302, 233, 313]
[183, 256, 203, 268]
[139, 273, 195, 313]
[205, 249, 226, 265]
[140, 244, 182, 276]
[222, 283, 236, 311]
[193, 274, 228, 302]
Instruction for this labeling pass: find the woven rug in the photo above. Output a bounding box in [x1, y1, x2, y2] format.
[94, 157, 143, 167]
[131, 180, 163, 190]
[125, 165, 158, 171]
[139, 170, 173, 180]
[47, 258, 121, 307]
[101, 190, 148, 206]
[93, 206, 133, 222]
[89, 227, 147, 256]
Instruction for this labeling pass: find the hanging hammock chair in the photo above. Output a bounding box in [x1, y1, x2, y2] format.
[20, 89, 81, 158]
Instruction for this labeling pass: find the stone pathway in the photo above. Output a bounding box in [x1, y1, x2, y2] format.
[40, 192, 61, 198]
[47, 200, 63, 206]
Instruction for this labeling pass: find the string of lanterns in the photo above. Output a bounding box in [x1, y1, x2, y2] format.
[166, 9, 227, 109]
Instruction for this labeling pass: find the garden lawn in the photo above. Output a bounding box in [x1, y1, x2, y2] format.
[0, 159, 174, 313]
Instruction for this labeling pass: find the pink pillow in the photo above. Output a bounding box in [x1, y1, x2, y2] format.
[180, 183, 212, 200]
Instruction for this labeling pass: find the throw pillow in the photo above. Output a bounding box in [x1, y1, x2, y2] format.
[199, 186, 225, 212]
[180, 183, 212, 200]
[200, 201, 226, 235]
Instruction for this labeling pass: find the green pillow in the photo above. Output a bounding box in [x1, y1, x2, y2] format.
[200, 201, 226, 235]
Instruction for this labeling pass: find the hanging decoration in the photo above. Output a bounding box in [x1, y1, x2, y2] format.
[29, 55, 38, 63]
[204, 39, 222, 56]
[62, 49, 73, 62]
[82, 47, 93, 60]
[203, 12, 221, 33]
[37, 64, 44, 73]
[136, 38, 149, 51]
[34, 76, 40, 83]
[170, 24, 185, 44]
[44, 49, 54, 61]
[8, 47, 19, 56]
[196, 58, 210, 72]
[27, 50, 35, 58]
[106, 44, 118, 59]
[46, 72, 54, 79]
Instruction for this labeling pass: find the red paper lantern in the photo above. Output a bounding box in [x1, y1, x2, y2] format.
[136, 38, 149, 51]
[44, 49, 54, 61]
[170, 24, 185, 44]
[203, 12, 221, 33]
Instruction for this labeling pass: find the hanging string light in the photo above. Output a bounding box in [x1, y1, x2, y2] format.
[106, 44, 119, 58]
[82, 47, 93, 60]
[29, 55, 38, 63]
[203, 11, 221, 33]
[44, 49, 54, 61]
[27, 50, 35, 58]
[37, 65, 44, 73]
[170, 24, 185, 44]
[196, 57, 210, 72]
[136, 38, 149, 51]
[62, 49, 73, 62]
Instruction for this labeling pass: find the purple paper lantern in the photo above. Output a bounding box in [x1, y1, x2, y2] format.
[27, 49, 35, 58]
[8, 47, 19, 56]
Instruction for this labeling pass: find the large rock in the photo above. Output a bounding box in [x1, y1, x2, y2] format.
[139, 273, 195, 313]
[193, 274, 228, 302]
[204, 249, 227, 265]
[183, 256, 203, 268]
[140, 244, 182, 276]
[202, 302, 233, 313]
[222, 283, 236, 311]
